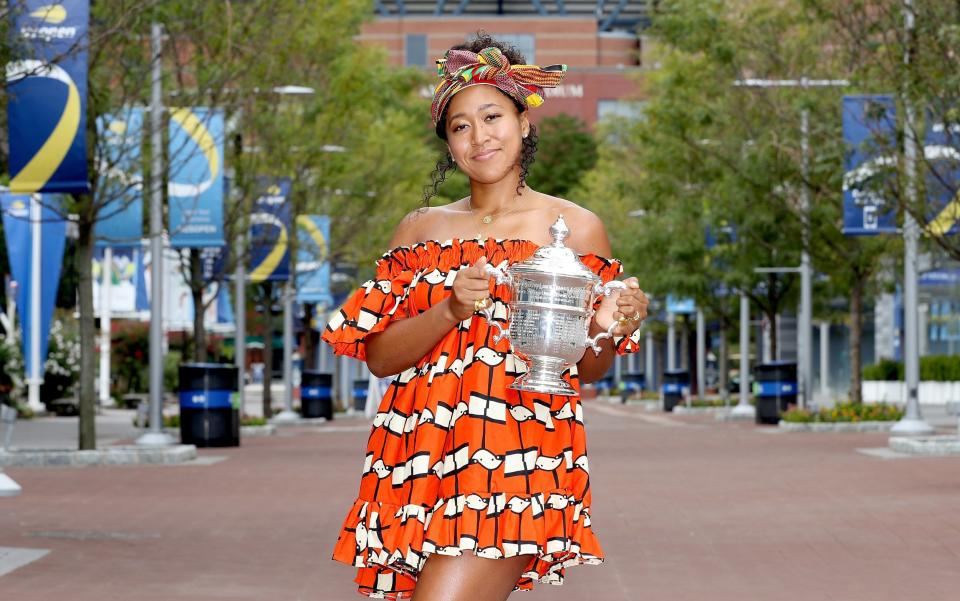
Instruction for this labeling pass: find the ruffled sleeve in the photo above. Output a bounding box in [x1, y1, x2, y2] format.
[581, 254, 642, 356]
[321, 250, 415, 361]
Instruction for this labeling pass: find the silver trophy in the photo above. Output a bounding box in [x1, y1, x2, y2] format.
[479, 216, 626, 396]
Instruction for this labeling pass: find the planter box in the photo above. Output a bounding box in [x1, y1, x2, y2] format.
[778, 420, 896, 433]
[862, 381, 960, 405]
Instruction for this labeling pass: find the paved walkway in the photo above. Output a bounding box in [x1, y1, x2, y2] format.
[2, 402, 959, 601]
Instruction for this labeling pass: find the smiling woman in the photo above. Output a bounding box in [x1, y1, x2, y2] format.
[321, 33, 650, 601]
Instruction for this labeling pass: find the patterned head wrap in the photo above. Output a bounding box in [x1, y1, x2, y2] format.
[431, 47, 567, 133]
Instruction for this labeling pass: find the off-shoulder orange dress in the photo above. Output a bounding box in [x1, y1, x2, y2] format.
[322, 238, 639, 599]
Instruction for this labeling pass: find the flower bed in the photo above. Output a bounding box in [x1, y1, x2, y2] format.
[782, 402, 904, 424]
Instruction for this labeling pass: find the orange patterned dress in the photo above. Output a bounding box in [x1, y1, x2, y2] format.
[322, 238, 639, 599]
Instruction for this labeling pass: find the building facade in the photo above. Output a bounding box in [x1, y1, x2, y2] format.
[357, 1, 657, 126]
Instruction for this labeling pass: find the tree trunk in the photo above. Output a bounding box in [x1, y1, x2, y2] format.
[75, 207, 97, 450]
[849, 275, 864, 404]
[261, 282, 273, 417]
[766, 308, 778, 363]
[719, 320, 729, 402]
[189, 249, 206, 363]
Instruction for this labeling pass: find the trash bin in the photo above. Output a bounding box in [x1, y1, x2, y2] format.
[753, 361, 797, 425]
[301, 371, 333, 420]
[622, 372, 645, 395]
[353, 379, 368, 412]
[662, 369, 689, 412]
[178, 363, 240, 447]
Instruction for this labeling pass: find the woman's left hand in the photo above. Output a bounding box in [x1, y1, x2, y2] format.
[595, 277, 649, 336]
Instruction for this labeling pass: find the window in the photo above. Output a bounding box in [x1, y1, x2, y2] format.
[597, 100, 646, 122]
[486, 34, 535, 63]
[406, 34, 428, 67]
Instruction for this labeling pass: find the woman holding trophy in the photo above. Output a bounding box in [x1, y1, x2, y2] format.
[322, 34, 649, 601]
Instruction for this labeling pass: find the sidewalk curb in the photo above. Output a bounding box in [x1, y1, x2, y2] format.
[889, 435, 960, 456]
[779, 421, 896, 433]
[0, 445, 198, 467]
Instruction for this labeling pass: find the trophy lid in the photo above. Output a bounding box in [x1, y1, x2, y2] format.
[511, 216, 602, 282]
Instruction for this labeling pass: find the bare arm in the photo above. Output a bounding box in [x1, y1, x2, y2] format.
[566, 208, 647, 383]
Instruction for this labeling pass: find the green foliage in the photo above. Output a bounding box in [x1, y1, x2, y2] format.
[164, 351, 182, 393]
[862, 358, 903, 381]
[782, 401, 904, 423]
[527, 114, 598, 198]
[862, 356, 960, 382]
[112, 322, 149, 394]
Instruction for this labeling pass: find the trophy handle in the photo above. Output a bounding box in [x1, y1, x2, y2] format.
[586, 281, 628, 355]
[594, 280, 628, 297]
[586, 321, 619, 356]
[480, 264, 511, 344]
[484, 264, 512, 286]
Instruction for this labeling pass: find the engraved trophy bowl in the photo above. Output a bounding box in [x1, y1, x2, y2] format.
[480, 216, 626, 396]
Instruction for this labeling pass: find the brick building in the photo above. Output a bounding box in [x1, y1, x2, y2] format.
[357, 0, 657, 126]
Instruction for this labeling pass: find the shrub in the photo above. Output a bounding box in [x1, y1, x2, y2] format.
[862, 358, 902, 381]
[782, 401, 904, 423]
[862, 355, 960, 381]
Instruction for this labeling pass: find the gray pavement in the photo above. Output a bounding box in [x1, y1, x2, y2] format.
[1, 401, 959, 600]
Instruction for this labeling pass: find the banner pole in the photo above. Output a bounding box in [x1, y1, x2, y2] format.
[235, 231, 246, 418]
[731, 293, 755, 417]
[891, 0, 933, 436]
[27, 194, 43, 413]
[138, 22, 175, 446]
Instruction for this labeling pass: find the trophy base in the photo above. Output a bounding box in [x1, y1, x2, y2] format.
[509, 356, 577, 397]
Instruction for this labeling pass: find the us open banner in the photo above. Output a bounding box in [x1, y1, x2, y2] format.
[94, 108, 143, 246]
[295, 215, 332, 306]
[168, 107, 225, 247]
[923, 117, 960, 237]
[248, 177, 292, 283]
[842, 95, 899, 235]
[0, 192, 67, 378]
[7, 0, 90, 193]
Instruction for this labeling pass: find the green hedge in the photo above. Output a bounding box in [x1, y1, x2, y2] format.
[862, 355, 960, 381]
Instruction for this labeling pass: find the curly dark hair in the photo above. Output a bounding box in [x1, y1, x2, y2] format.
[422, 33, 539, 204]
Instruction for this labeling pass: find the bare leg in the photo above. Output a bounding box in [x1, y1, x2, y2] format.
[411, 553, 531, 601]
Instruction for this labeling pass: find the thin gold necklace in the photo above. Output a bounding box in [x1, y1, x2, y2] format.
[467, 197, 519, 225]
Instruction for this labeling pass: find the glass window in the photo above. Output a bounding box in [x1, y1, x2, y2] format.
[406, 34, 428, 67]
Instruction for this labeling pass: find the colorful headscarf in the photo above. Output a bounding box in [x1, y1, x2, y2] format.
[431, 47, 567, 130]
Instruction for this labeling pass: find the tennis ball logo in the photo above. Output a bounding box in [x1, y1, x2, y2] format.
[29, 4, 67, 24]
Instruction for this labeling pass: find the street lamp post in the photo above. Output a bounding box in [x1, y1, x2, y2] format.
[734, 78, 849, 410]
[891, 0, 934, 436]
[137, 23, 175, 447]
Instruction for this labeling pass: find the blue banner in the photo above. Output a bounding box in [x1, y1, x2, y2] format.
[248, 177, 292, 282]
[842, 95, 899, 235]
[0, 193, 67, 378]
[295, 215, 332, 306]
[923, 117, 960, 237]
[168, 108, 225, 247]
[94, 108, 143, 246]
[7, 0, 90, 193]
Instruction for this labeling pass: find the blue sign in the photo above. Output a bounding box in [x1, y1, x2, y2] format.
[7, 0, 90, 193]
[248, 177, 292, 282]
[842, 95, 899, 235]
[923, 117, 960, 237]
[296, 215, 332, 306]
[1, 193, 67, 378]
[178, 389, 235, 409]
[94, 108, 143, 246]
[168, 108, 225, 247]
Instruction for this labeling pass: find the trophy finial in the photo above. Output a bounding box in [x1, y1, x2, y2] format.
[550, 215, 569, 246]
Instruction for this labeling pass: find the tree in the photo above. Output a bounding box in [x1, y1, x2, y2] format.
[527, 114, 598, 198]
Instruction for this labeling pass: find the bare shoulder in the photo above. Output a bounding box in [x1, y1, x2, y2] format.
[387, 200, 467, 249]
[536, 194, 612, 257]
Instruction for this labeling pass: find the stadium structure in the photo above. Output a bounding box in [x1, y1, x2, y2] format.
[358, 0, 658, 125]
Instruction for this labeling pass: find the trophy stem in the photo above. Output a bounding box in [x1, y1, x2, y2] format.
[510, 356, 577, 396]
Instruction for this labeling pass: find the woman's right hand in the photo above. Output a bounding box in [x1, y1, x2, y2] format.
[447, 257, 493, 322]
